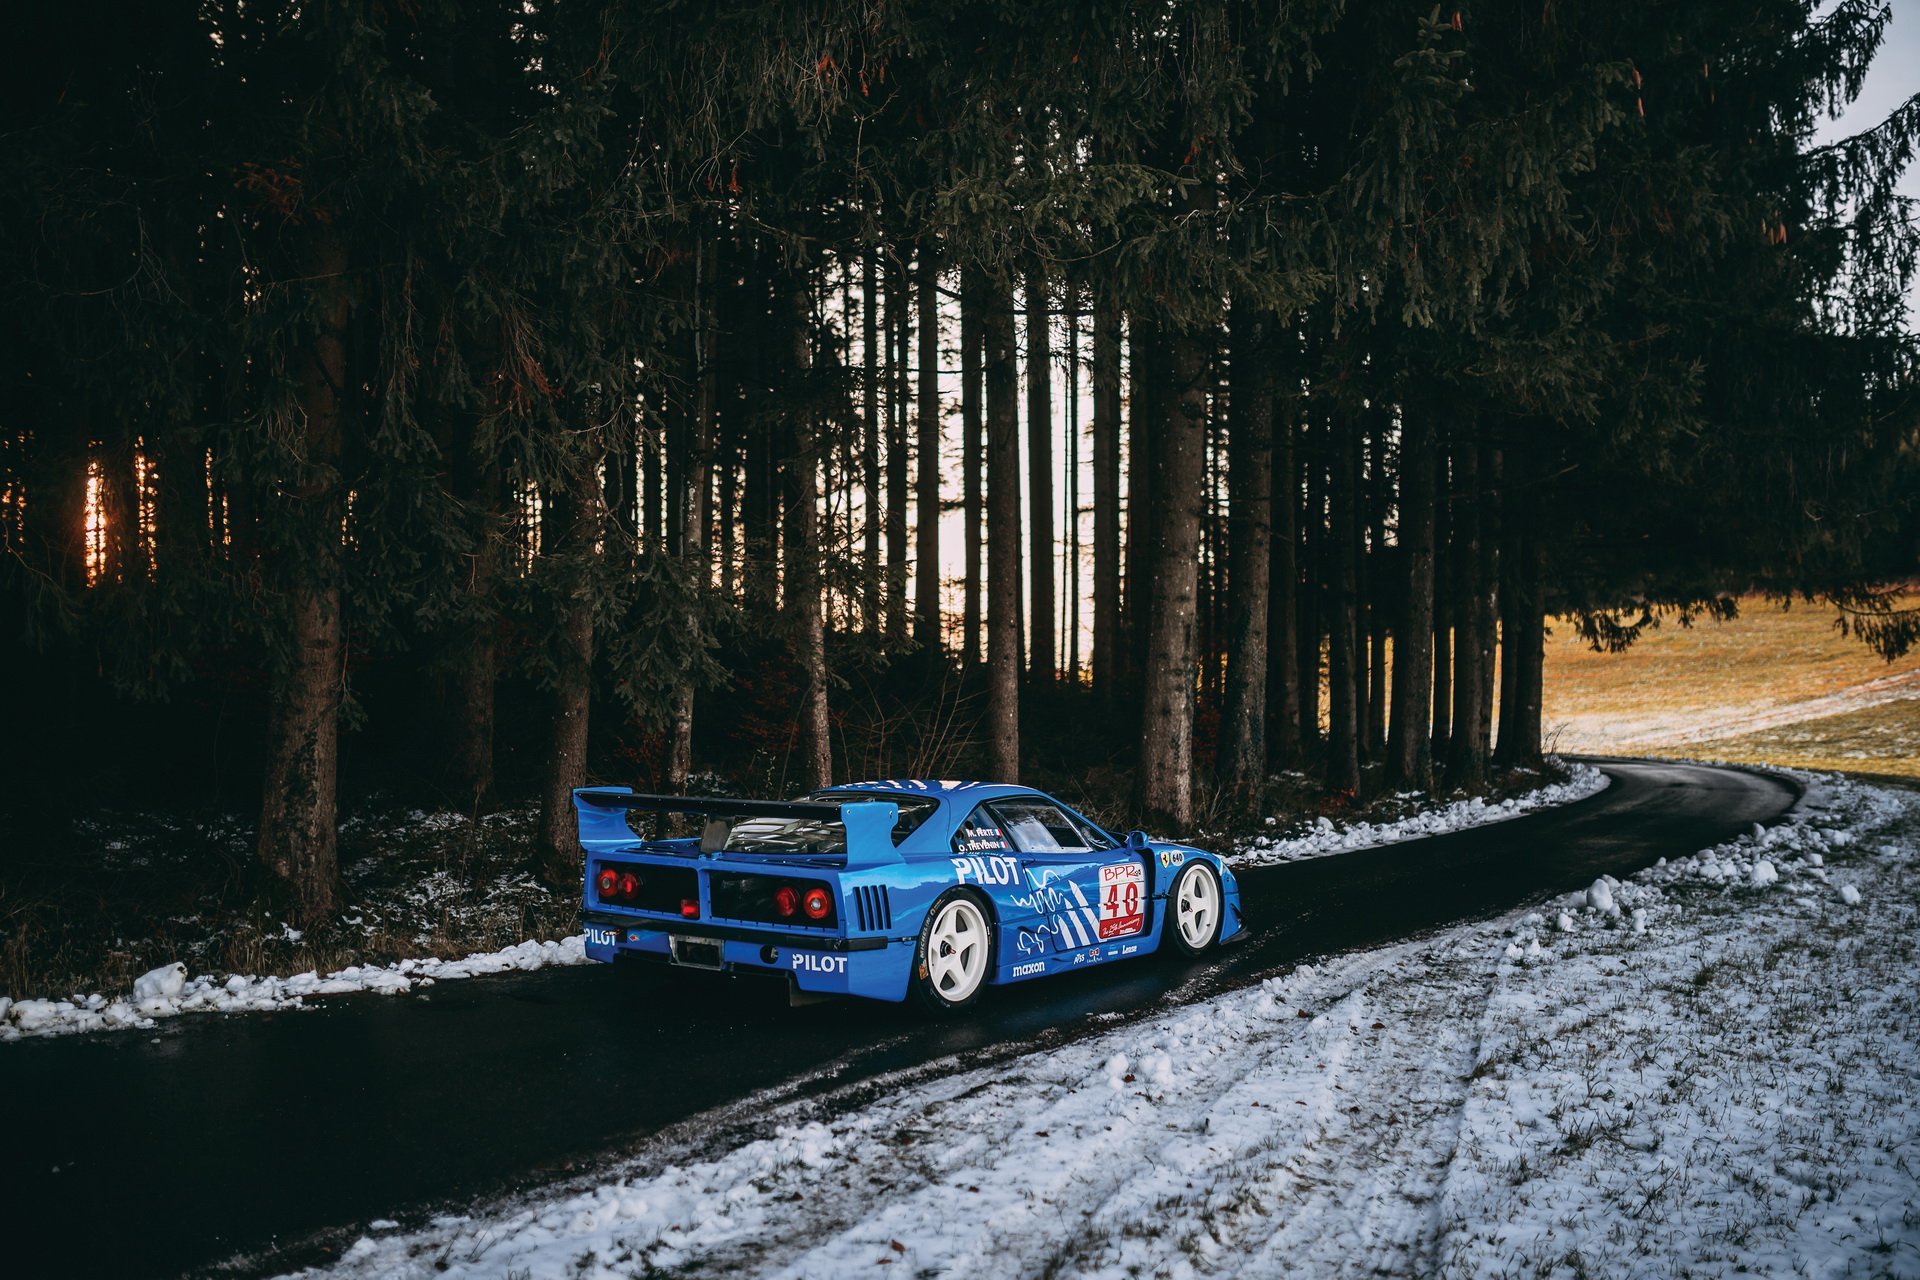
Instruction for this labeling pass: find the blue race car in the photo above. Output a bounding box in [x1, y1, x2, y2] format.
[575, 779, 1244, 1012]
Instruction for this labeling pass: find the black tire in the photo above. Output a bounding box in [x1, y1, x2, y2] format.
[1163, 861, 1224, 958]
[908, 888, 996, 1014]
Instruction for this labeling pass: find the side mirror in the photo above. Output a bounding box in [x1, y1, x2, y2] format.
[1125, 829, 1149, 849]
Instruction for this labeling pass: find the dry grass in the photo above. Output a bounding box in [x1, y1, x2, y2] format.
[1542, 595, 1920, 778]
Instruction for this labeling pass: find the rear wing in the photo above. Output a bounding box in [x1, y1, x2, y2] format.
[573, 788, 903, 869]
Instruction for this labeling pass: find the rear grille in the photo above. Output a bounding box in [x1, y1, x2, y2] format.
[852, 884, 893, 933]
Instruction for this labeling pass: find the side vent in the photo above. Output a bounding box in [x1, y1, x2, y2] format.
[852, 885, 893, 933]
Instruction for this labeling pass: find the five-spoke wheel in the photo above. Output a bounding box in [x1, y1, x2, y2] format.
[910, 891, 994, 1012]
[1165, 861, 1223, 957]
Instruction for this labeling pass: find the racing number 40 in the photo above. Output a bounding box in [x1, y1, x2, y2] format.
[1097, 863, 1145, 939]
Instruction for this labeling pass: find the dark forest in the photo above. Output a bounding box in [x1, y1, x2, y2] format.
[3, 0, 1916, 926]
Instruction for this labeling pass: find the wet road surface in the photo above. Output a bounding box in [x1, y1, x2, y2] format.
[0, 759, 1798, 1277]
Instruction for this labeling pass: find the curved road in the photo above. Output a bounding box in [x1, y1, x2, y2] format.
[0, 760, 1797, 1277]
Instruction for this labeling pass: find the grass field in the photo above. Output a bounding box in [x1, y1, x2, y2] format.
[1542, 597, 1920, 778]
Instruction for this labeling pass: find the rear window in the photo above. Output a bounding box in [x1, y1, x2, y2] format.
[721, 815, 846, 855]
[808, 792, 940, 846]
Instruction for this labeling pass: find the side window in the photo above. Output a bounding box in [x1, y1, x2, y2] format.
[951, 805, 1015, 854]
[989, 799, 1093, 854]
[1067, 810, 1118, 852]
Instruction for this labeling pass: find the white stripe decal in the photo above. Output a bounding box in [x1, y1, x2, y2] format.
[1060, 911, 1087, 949]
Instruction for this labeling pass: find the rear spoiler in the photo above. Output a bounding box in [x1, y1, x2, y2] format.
[572, 787, 903, 868]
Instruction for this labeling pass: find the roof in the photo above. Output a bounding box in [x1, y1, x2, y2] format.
[822, 779, 1042, 802]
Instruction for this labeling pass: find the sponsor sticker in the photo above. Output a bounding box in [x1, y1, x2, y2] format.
[952, 854, 1020, 886]
[1010, 961, 1045, 978]
[790, 952, 848, 975]
[586, 925, 617, 948]
[1158, 850, 1185, 868]
[1097, 862, 1146, 939]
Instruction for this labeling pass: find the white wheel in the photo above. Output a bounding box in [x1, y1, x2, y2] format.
[1169, 863, 1222, 955]
[912, 894, 993, 1011]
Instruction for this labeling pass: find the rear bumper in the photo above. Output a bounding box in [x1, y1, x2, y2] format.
[581, 910, 913, 1002]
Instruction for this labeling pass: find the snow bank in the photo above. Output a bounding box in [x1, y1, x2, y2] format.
[295, 769, 1918, 1280]
[1233, 760, 1609, 868]
[0, 936, 588, 1042]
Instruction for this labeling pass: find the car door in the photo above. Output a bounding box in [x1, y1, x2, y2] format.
[985, 797, 1149, 955]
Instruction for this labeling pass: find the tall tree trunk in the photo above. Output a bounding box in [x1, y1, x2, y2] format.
[1065, 286, 1083, 679]
[1137, 323, 1209, 828]
[1388, 403, 1435, 790]
[786, 273, 832, 788]
[1025, 269, 1056, 683]
[1267, 362, 1301, 767]
[257, 226, 349, 924]
[440, 409, 501, 810]
[1366, 420, 1389, 759]
[914, 244, 942, 650]
[862, 247, 882, 633]
[1297, 409, 1323, 759]
[1218, 301, 1273, 804]
[1431, 447, 1452, 763]
[1446, 441, 1491, 788]
[534, 440, 600, 887]
[886, 254, 910, 642]
[667, 228, 717, 792]
[717, 389, 738, 600]
[1125, 313, 1157, 686]
[1495, 448, 1547, 769]
[1091, 283, 1123, 698]
[1495, 460, 1521, 763]
[1481, 448, 1503, 764]
[1324, 409, 1361, 796]
[984, 272, 1022, 780]
[99, 437, 139, 585]
[1354, 423, 1371, 764]
[960, 267, 985, 668]
[643, 385, 665, 552]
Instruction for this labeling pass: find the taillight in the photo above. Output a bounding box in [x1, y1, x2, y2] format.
[680, 898, 700, 919]
[596, 867, 619, 899]
[773, 886, 799, 918]
[803, 887, 832, 921]
[619, 871, 640, 900]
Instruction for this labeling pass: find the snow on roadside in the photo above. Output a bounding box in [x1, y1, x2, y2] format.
[295, 771, 1918, 1280]
[1232, 758, 1609, 868]
[5, 769, 1613, 1045]
[0, 935, 588, 1042]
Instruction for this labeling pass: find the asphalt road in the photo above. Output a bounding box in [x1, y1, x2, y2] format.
[0, 759, 1798, 1278]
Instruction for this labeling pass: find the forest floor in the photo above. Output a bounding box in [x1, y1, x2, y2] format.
[0, 763, 1583, 1039]
[285, 770, 1920, 1280]
[1543, 594, 1920, 777]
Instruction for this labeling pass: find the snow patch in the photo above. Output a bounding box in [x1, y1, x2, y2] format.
[1234, 761, 1609, 868]
[1, 936, 589, 1042]
[294, 772, 1919, 1280]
